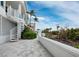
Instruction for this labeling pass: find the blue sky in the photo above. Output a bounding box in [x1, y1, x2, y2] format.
[26, 1, 79, 30]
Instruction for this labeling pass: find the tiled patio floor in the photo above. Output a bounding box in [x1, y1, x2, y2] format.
[0, 38, 52, 57]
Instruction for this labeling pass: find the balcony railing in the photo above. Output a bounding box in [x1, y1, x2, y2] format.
[6, 6, 24, 19]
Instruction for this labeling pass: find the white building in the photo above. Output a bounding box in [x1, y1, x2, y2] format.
[0, 1, 27, 44]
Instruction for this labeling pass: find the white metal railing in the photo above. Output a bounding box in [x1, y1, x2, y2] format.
[10, 26, 17, 41]
[17, 23, 22, 40]
[7, 5, 23, 19]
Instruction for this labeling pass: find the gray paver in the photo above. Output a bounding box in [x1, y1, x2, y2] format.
[0, 38, 52, 57]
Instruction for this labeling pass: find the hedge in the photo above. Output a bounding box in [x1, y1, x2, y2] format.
[21, 27, 37, 39]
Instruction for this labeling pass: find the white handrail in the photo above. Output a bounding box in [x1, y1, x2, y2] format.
[10, 27, 17, 41]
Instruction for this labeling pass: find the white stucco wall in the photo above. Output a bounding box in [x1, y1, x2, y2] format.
[0, 1, 26, 44]
[0, 3, 6, 17]
[0, 15, 17, 44]
[0, 16, 1, 36]
[38, 36, 79, 57]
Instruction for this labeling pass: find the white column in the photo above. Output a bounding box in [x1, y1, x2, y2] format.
[4, 1, 6, 10]
[7, 5, 11, 16]
[1, 16, 2, 39]
[18, 4, 21, 15]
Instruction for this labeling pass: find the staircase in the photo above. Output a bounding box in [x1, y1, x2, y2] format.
[10, 26, 17, 41]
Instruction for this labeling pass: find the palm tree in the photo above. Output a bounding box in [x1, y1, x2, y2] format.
[26, 10, 35, 25]
[57, 25, 60, 31]
[56, 24, 60, 39]
[33, 16, 38, 31]
[34, 17, 38, 22]
[26, 10, 39, 31]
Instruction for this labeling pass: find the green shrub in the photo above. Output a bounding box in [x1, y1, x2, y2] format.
[23, 32, 37, 39]
[68, 28, 76, 40]
[75, 35, 79, 40]
[74, 44, 79, 48]
[21, 27, 37, 39]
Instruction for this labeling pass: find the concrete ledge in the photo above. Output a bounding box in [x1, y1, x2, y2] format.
[38, 36, 79, 57]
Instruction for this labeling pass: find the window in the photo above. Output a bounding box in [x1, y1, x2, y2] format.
[1, 1, 4, 7]
[6, 6, 7, 13]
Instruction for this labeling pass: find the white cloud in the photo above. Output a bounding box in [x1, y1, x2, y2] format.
[36, 22, 57, 31]
[32, 16, 47, 21]
[31, 16, 47, 23]
[35, 1, 79, 29]
[36, 16, 59, 31]
[37, 17, 46, 21]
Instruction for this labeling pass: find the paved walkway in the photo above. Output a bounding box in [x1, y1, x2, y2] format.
[0, 38, 52, 57]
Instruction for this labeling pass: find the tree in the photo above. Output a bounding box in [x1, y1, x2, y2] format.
[26, 10, 35, 25]
[56, 24, 60, 39]
[34, 17, 38, 22]
[42, 28, 52, 37]
[34, 17, 38, 29]
[68, 28, 76, 40]
[42, 28, 49, 33]
[52, 31, 58, 35]
[26, 10, 39, 31]
[59, 28, 66, 40]
[56, 25, 60, 31]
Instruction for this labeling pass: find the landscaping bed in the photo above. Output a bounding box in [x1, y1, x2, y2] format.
[42, 28, 79, 49]
[48, 37, 79, 48]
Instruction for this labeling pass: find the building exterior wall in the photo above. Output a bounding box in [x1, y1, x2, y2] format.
[0, 1, 27, 44]
[2, 17, 16, 36]
[0, 1, 6, 17]
[0, 16, 1, 36]
[0, 15, 17, 44]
